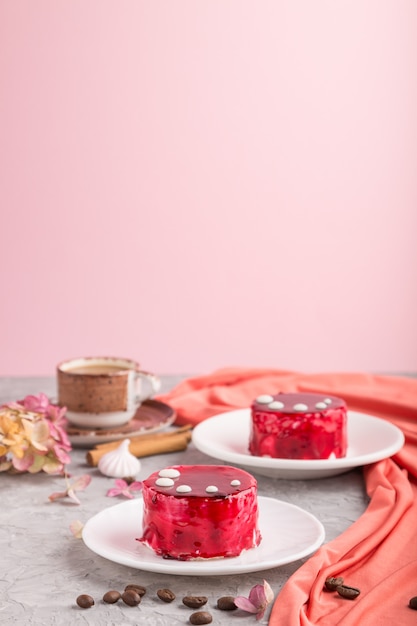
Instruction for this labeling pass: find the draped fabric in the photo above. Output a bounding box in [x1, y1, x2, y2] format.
[158, 368, 417, 625]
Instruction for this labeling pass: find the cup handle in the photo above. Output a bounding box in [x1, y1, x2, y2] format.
[135, 371, 161, 404]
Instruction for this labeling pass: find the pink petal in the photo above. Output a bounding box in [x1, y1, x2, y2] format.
[127, 481, 142, 491]
[70, 520, 84, 538]
[66, 487, 81, 504]
[12, 453, 34, 472]
[22, 393, 49, 413]
[256, 607, 267, 621]
[42, 459, 66, 475]
[49, 491, 67, 502]
[49, 422, 72, 448]
[4, 400, 24, 410]
[113, 478, 128, 489]
[47, 404, 67, 421]
[72, 474, 92, 492]
[120, 489, 134, 499]
[106, 487, 122, 497]
[248, 584, 266, 608]
[234, 597, 258, 614]
[262, 580, 274, 604]
[52, 445, 71, 464]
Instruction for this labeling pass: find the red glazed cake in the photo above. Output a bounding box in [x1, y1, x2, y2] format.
[249, 392, 347, 460]
[138, 465, 261, 560]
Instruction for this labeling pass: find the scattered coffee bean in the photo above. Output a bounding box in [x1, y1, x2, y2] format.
[336, 585, 361, 600]
[103, 590, 121, 604]
[76, 594, 94, 609]
[124, 584, 147, 597]
[324, 576, 344, 591]
[217, 596, 237, 610]
[183, 595, 208, 609]
[121, 589, 141, 606]
[157, 588, 176, 602]
[409, 596, 417, 610]
[189, 611, 213, 625]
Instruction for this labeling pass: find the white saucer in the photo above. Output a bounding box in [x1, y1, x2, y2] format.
[82, 497, 325, 575]
[66, 399, 176, 447]
[192, 410, 405, 479]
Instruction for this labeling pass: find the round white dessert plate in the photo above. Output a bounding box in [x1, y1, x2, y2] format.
[82, 496, 325, 575]
[192, 410, 405, 479]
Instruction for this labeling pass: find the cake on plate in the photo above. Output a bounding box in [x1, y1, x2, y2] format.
[249, 392, 347, 460]
[138, 464, 261, 560]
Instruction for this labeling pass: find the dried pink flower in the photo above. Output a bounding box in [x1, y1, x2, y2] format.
[0, 393, 72, 474]
[234, 580, 274, 620]
[106, 478, 142, 499]
[49, 474, 92, 505]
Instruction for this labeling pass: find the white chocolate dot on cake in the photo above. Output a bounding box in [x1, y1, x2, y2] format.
[324, 398, 332, 405]
[268, 400, 284, 410]
[176, 484, 192, 493]
[256, 394, 274, 404]
[158, 468, 181, 478]
[205, 485, 218, 493]
[230, 479, 241, 486]
[155, 477, 175, 487]
[315, 402, 327, 410]
[293, 403, 308, 411]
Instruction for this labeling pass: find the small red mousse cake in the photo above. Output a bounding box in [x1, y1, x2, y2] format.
[249, 393, 347, 460]
[138, 465, 261, 560]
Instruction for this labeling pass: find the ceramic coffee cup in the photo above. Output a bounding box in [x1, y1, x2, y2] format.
[57, 356, 161, 429]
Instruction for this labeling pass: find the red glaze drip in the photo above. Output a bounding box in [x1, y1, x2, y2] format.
[250, 393, 347, 460]
[138, 465, 261, 560]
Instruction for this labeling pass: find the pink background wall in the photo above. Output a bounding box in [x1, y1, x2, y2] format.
[1, 1, 416, 377]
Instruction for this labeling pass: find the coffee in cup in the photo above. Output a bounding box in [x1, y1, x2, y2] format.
[57, 356, 161, 429]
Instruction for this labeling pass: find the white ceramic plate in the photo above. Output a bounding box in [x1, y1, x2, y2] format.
[192, 410, 405, 479]
[82, 497, 325, 575]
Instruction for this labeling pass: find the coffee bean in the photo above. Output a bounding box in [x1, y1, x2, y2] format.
[336, 585, 361, 600]
[217, 596, 237, 610]
[157, 588, 176, 602]
[121, 589, 141, 606]
[324, 576, 344, 591]
[76, 594, 94, 609]
[103, 590, 121, 604]
[183, 595, 208, 609]
[124, 584, 147, 597]
[189, 611, 213, 625]
[409, 596, 417, 610]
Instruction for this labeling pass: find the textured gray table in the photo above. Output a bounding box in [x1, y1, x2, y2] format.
[0, 376, 368, 625]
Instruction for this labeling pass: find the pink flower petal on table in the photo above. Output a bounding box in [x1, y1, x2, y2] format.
[70, 520, 84, 539]
[49, 490, 68, 502]
[234, 597, 258, 613]
[106, 478, 142, 499]
[127, 481, 142, 491]
[262, 580, 274, 604]
[66, 487, 81, 505]
[71, 474, 92, 492]
[48, 474, 92, 502]
[248, 584, 265, 606]
[235, 580, 274, 621]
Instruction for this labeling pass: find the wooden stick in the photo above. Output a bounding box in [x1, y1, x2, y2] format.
[86, 426, 192, 467]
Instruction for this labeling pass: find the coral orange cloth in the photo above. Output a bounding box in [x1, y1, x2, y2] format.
[158, 368, 417, 625]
